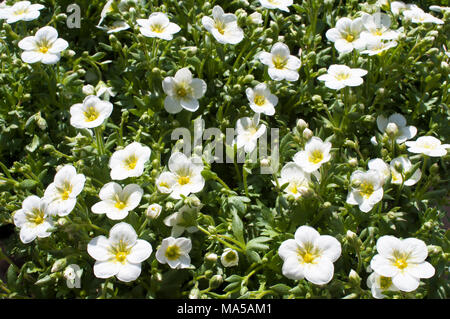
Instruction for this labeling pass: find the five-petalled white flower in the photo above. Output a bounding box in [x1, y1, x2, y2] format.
[70, 95, 113, 129]
[162, 68, 207, 114]
[246, 83, 278, 116]
[91, 182, 143, 220]
[389, 156, 421, 186]
[18, 26, 69, 65]
[278, 225, 341, 285]
[258, 42, 301, 81]
[109, 142, 151, 180]
[87, 222, 152, 282]
[13, 195, 54, 244]
[376, 113, 417, 144]
[318, 64, 367, 90]
[202, 5, 244, 45]
[275, 162, 311, 199]
[137, 12, 181, 40]
[221, 248, 239, 267]
[370, 236, 435, 292]
[325, 17, 366, 53]
[0, 1, 44, 24]
[44, 165, 86, 216]
[293, 137, 332, 173]
[258, 0, 293, 12]
[235, 113, 267, 153]
[346, 169, 384, 213]
[405, 136, 450, 157]
[156, 237, 192, 269]
[367, 270, 399, 299]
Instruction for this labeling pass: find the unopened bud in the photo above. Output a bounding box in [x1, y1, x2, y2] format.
[209, 275, 223, 289]
[205, 253, 218, 262]
[302, 128, 313, 140]
[146, 204, 162, 219]
[51, 258, 68, 273]
[386, 123, 399, 138]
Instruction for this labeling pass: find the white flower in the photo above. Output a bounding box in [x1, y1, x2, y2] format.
[390, 1, 411, 15]
[87, 222, 152, 282]
[276, 162, 311, 199]
[98, 0, 113, 25]
[137, 12, 181, 40]
[18, 26, 69, 65]
[361, 38, 398, 56]
[389, 156, 421, 186]
[160, 152, 205, 199]
[248, 12, 263, 24]
[293, 137, 332, 173]
[164, 204, 200, 237]
[109, 142, 151, 180]
[376, 113, 417, 144]
[91, 182, 143, 220]
[235, 113, 267, 153]
[278, 225, 341, 285]
[346, 169, 384, 213]
[202, 5, 244, 45]
[156, 237, 192, 269]
[155, 171, 177, 194]
[368, 158, 391, 184]
[63, 264, 82, 289]
[95, 81, 116, 99]
[258, 0, 293, 12]
[258, 42, 301, 81]
[44, 165, 86, 217]
[146, 203, 162, 219]
[69, 95, 113, 129]
[405, 136, 450, 157]
[429, 6, 450, 13]
[361, 13, 400, 42]
[403, 7, 444, 24]
[370, 236, 435, 292]
[325, 17, 366, 53]
[221, 248, 239, 267]
[317, 64, 367, 90]
[0, 1, 44, 24]
[13, 195, 54, 244]
[367, 271, 399, 299]
[162, 68, 207, 114]
[246, 83, 278, 116]
[97, 20, 130, 34]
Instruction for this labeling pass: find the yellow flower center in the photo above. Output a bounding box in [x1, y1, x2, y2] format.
[115, 252, 127, 263]
[224, 251, 237, 263]
[178, 176, 190, 185]
[289, 183, 298, 195]
[215, 21, 226, 35]
[39, 46, 49, 54]
[125, 155, 138, 170]
[379, 276, 392, 290]
[359, 182, 374, 198]
[84, 106, 100, 122]
[115, 200, 127, 210]
[303, 252, 315, 263]
[346, 34, 354, 42]
[27, 208, 45, 225]
[165, 245, 181, 260]
[254, 94, 266, 106]
[151, 24, 164, 33]
[159, 181, 169, 188]
[298, 248, 317, 264]
[176, 84, 191, 98]
[373, 29, 383, 36]
[111, 240, 131, 264]
[394, 258, 408, 270]
[308, 150, 324, 164]
[336, 72, 350, 81]
[272, 55, 287, 69]
[14, 8, 28, 16]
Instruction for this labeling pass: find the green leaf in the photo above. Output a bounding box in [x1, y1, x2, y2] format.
[270, 284, 292, 295]
[19, 179, 38, 190]
[246, 237, 271, 251]
[231, 210, 244, 243]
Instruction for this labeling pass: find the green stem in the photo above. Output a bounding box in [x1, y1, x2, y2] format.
[95, 126, 106, 156]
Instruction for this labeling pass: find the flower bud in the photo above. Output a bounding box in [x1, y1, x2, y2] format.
[302, 128, 313, 140]
[51, 258, 67, 273]
[248, 12, 263, 24]
[205, 252, 218, 262]
[260, 157, 270, 167]
[209, 275, 223, 289]
[348, 269, 361, 285]
[82, 84, 95, 96]
[348, 157, 358, 167]
[165, 202, 174, 210]
[386, 123, 399, 138]
[189, 287, 200, 299]
[296, 119, 308, 131]
[146, 204, 162, 219]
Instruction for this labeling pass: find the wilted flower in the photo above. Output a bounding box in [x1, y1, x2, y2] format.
[109, 142, 151, 180]
[202, 5, 244, 45]
[405, 136, 450, 157]
[156, 237, 192, 269]
[221, 248, 239, 267]
[162, 68, 207, 114]
[370, 236, 435, 292]
[258, 42, 301, 81]
[346, 169, 384, 213]
[0, 1, 44, 24]
[164, 204, 200, 237]
[13, 195, 54, 244]
[325, 17, 366, 53]
[87, 222, 152, 282]
[246, 83, 278, 116]
[69, 95, 113, 129]
[293, 137, 332, 173]
[278, 225, 341, 285]
[137, 12, 181, 40]
[235, 113, 267, 153]
[389, 156, 421, 186]
[91, 182, 143, 220]
[44, 165, 86, 217]
[318, 64, 367, 90]
[276, 162, 311, 199]
[258, 0, 293, 12]
[18, 26, 69, 65]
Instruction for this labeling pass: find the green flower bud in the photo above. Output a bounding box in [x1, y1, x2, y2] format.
[209, 275, 223, 289]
